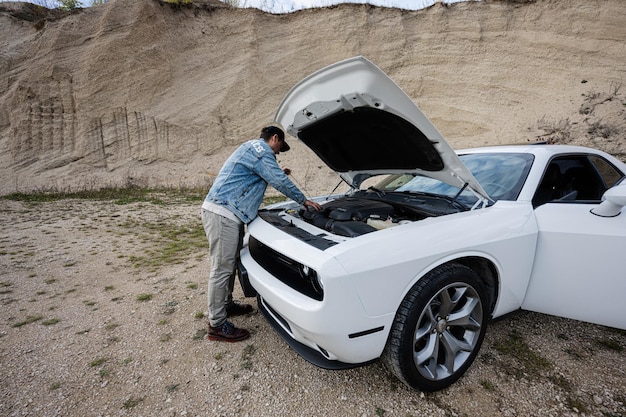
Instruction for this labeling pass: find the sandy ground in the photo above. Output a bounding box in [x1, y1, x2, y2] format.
[1, 196, 625, 417]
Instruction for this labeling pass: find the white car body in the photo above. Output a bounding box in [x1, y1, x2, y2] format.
[239, 56, 626, 390]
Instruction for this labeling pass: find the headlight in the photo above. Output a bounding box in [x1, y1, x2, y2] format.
[299, 264, 323, 296]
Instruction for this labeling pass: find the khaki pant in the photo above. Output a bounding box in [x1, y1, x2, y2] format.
[201, 209, 244, 327]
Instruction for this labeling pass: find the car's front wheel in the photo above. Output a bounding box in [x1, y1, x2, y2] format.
[382, 263, 488, 391]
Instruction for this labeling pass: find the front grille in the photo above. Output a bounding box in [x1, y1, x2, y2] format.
[248, 236, 324, 301]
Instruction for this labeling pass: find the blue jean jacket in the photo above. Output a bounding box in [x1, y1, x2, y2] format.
[204, 139, 307, 224]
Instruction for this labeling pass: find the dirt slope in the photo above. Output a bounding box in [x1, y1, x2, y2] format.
[0, 0, 625, 196]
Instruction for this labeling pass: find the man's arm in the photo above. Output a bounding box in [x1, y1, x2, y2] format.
[255, 153, 321, 210]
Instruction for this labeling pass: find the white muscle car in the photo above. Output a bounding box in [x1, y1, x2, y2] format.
[238, 56, 626, 391]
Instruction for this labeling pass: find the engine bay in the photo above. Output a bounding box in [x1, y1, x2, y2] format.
[296, 195, 430, 238]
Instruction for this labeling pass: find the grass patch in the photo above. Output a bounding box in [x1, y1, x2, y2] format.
[122, 396, 144, 409]
[104, 323, 120, 331]
[136, 293, 153, 302]
[2, 185, 204, 206]
[89, 357, 107, 367]
[12, 315, 43, 327]
[480, 380, 496, 391]
[41, 318, 60, 326]
[121, 218, 206, 270]
[493, 330, 553, 378]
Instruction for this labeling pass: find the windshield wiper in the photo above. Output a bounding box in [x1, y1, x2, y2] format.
[394, 190, 469, 212]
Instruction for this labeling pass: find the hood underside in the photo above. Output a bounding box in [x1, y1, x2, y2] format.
[275, 56, 489, 201]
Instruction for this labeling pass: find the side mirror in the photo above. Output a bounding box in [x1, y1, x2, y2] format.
[591, 182, 626, 217]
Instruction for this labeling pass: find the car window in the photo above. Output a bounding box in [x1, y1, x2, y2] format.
[588, 155, 624, 188]
[383, 153, 533, 206]
[532, 154, 623, 207]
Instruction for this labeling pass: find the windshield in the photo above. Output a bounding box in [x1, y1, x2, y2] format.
[372, 153, 534, 206]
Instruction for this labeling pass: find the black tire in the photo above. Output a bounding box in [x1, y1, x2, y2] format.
[382, 263, 489, 391]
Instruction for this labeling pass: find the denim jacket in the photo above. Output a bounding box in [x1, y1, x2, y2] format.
[203, 139, 307, 224]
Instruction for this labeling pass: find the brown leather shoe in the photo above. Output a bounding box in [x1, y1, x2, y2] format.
[207, 321, 250, 342]
[226, 301, 253, 317]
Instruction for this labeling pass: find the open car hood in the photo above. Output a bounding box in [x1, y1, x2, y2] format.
[275, 56, 489, 203]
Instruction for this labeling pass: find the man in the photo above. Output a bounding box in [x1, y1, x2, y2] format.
[201, 126, 322, 342]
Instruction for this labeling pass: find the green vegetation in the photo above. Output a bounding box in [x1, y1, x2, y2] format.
[160, 0, 193, 10]
[89, 357, 107, 367]
[104, 323, 120, 331]
[136, 293, 153, 301]
[12, 315, 43, 327]
[3, 185, 204, 206]
[122, 396, 144, 409]
[120, 218, 206, 270]
[480, 379, 496, 391]
[58, 0, 82, 10]
[493, 330, 553, 378]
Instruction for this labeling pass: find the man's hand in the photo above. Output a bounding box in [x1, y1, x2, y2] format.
[303, 200, 322, 211]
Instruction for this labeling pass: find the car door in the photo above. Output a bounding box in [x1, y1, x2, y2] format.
[522, 155, 626, 330]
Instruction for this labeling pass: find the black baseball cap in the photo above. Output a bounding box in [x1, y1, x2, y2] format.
[261, 126, 290, 152]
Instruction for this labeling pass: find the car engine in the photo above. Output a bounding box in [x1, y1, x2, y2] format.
[298, 196, 428, 238]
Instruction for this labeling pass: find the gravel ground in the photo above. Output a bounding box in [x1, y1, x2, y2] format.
[1, 197, 625, 417]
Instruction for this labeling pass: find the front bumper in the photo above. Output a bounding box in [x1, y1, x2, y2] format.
[257, 294, 374, 370]
[240, 245, 392, 365]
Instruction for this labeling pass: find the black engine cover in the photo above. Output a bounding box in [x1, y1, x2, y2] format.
[325, 198, 395, 221]
[300, 198, 395, 237]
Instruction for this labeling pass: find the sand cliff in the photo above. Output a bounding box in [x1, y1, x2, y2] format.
[0, 0, 624, 195]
